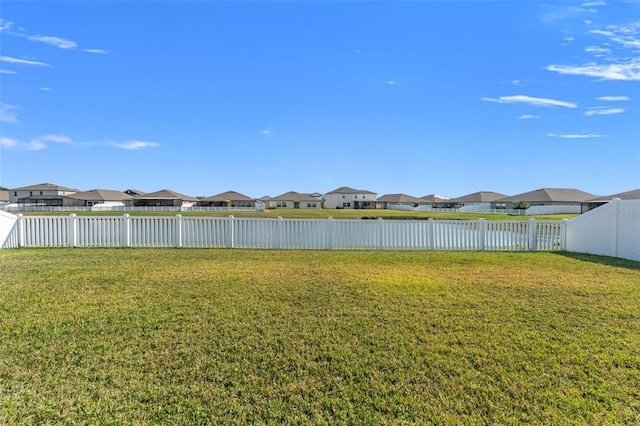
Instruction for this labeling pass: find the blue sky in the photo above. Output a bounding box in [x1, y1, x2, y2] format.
[1, 1, 639, 199]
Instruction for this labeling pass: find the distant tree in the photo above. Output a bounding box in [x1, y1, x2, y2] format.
[513, 200, 531, 210]
[0, 186, 8, 191]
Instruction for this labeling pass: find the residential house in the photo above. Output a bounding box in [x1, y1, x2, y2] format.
[323, 186, 376, 209]
[417, 194, 450, 210]
[376, 194, 424, 210]
[9, 183, 79, 206]
[267, 191, 321, 209]
[492, 188, 596, 214]
[581, 189, 640, 213]
[443, 191, 509, 212]
[197, 190, 256, 208]
[133, 189, 198, 207]
[62, 189, 134, 207]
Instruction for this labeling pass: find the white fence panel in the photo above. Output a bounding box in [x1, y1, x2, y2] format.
[77, 216, 123, 247]
[281, 219, 327, 250]
[21, 216, 69, 247]
[182, 217, 229, 248]
[485, 221, 528, 251]
[383, 220, 431, 250]
[234, 217, 278, 249]
[536, 221, 563, 251]
[433, 220, 479, 251]
[130, 217, 177, 248]
[331, 220, 379, 250]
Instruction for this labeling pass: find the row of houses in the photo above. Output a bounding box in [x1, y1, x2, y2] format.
[2, 183, 639, 214]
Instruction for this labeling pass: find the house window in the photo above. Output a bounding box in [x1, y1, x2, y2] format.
[342, 202, 351, 208]
[307, 202, 316, 208]
[276, 201, 287, 208]
[40, 191, 43, 196]
[14, 191, 17, 197]
[29, 191, 33, 196]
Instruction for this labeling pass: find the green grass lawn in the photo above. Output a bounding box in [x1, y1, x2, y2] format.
[18, 209, 576, 221]
[1, 249, 638, 424]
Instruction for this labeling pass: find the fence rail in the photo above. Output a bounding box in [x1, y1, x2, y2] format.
[1, 214, 566, 252]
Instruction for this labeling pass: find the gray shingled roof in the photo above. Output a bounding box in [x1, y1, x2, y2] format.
[326, 186, 376, 195]
[498, 188, 595, 203]
[135, 189, 198, 202]
[377, 193, 424, 203]
[587, 188, 640, 202]
[201, 190, 254, 202]
[420, 194, 449, 202]
[66, 189, 134, 202]
[271, 191, 320, 202]
[450, 191, 509, 203]
[10, 182, 79, 192]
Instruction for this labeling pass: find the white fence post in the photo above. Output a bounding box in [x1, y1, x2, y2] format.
[528, 218, 537, 251]
[68, 214, 78, 248]
[17, 214, 24, 247]
[327, 217, 334, 250]
[478, 218, 486, 251]
[428, 218, 435, 251]
[377, 218, 384, 251]
[176, 214, 183, 248]
[227, 215, 235, 248]
[123, 214, 131, 248]
[561, 218, 568, 251]
[277, 216, 283, 249]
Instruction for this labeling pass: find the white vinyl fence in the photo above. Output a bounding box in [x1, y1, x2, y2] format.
[0, 214, 565, 252]
[565, 199, 640, 261]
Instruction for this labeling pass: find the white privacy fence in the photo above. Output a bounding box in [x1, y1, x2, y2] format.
[565, 199, 640, 262]
[0, 214, 565, 252]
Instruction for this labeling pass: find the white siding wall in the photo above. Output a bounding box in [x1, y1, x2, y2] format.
[324, 193, 375, 209]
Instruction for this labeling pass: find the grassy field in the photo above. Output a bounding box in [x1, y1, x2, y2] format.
[17, 209, 577, 221]
[1, 249, 639, 424]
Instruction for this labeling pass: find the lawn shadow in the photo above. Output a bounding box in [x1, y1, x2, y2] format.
[552, 251, 640, 272]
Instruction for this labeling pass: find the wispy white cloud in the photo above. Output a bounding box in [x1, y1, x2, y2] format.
[584, 45, 611, 55]
[596, 96, 630, 101]
[581, 1, 605, 7]
[386, 80, 399, 86]
[548, 132, 605, 138]
[27, 35, 77, 49]
[40, 87, 52, 92]
[0, 55, 52, 67]
[25, 139, 48, 151]
[0, 18, 12, 31]
[39, 134, 73, 144]
[0, 69, 17, 74]
[110, 140, 160, 150]
[481, 95, 578, 108]
[0, 103, 18, 123]
[584, 107, 625, 116]
[82, 49, 109, 54]
[547, 62, 640, 81]
[0, 137, 19, 149]
[261, 129, 271, 136]
[517, 114, 541, 119]
[548, 21, 640, 81]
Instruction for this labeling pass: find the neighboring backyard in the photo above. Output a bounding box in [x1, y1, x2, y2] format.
[1, 249, 639, 424]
